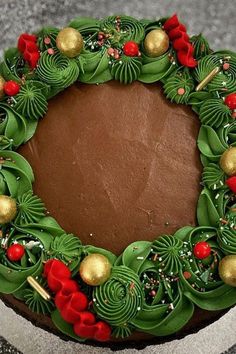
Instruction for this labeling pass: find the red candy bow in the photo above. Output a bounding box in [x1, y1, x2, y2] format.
[163, 14, 197, 68]
[43, 259, 111, 342]
[18, 33, 40, 69]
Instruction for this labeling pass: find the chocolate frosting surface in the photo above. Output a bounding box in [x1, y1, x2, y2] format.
[19, 80, 202, 254]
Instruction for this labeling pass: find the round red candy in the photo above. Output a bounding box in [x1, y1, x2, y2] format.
[225, 93, 236, 110]
[3, 81, 20, 96]
[226, 176, 236, 193]
[193, 241, 211, 259]
[123, 41, 139, 57]
[7, 244, 25, 262]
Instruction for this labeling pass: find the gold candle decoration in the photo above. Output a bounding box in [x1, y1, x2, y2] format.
[195, 66, 221, 91]
[27, 276, 51, 301]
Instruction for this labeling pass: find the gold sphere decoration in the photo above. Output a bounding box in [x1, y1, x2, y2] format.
[144, 28, 169, 57]
[56, 27, 83, 58]
[79, 253, 111, 286]
[220, 147, 236, 176]
[0, 195, 17, 224]
[0, 76, 6, 99]
[219, 255, 236, 287]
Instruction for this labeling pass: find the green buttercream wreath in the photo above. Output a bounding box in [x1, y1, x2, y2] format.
[0, 14, 236, 343]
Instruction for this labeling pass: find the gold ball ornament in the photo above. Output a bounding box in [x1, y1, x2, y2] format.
[56, 27, 83, 58]
[0, 195, 17, 224]
[79, 253, 112, 286]
[220, 147, 236, 176]
[219, 255, 236, 287]
[144, 28, 169, 57]
[0, 76, 6, 99]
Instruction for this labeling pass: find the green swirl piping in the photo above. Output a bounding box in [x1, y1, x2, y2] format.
[93, 265, 144, 333]
[199, 98, 232, 128]
[100, 16, 145, 45]
[36, 51, 80, 89]
[164, 69, 195, 104]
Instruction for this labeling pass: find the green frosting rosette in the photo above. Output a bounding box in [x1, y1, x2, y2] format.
[0, 150, 34, 197]
[191, 34, 211, 60]
[36, 51, 80, 91]
[15, 191, 46, 225]
[199, 98, 232, 128]
[21, 276, 55, 314]
[48, 233, 82, 272]
[0, 225, 52, 294]
[100, 15, 145, 45]
[179, 226, 236, 310]
[194, 52, 236, 93]
[93, 265, 144, 338]
[202, 163, 225, 190]
[14, 80, 48, 120]
[114, 240, 194, 337]
[110, 55, 142, 84]
[152, 235, 184, 275]
[217, 207, 236, 255]
[163, 68, 195, 104]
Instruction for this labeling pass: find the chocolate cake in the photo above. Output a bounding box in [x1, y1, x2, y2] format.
[0, 13, 236, 348]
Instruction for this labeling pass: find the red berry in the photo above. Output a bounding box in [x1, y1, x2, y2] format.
[226, 176, 236, 193]
[123, 41, 139, 57]
[7, 244, 25, 262]
[193, 241, 211, 259]
[3, 81, 20, 96]
[225, 93, 236, 110]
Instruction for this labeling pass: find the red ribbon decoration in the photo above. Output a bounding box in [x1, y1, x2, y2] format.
[18, 33, 40, 69]
[163, 14, 197, 68]
[43, 259, 111, 342]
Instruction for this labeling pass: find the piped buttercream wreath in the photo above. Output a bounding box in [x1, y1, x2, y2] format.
[0, 13, 236, 343]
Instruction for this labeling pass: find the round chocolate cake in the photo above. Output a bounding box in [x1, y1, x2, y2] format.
[0, 13, 236, 348]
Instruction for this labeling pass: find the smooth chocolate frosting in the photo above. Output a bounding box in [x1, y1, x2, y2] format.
[19, 80, 202, 254]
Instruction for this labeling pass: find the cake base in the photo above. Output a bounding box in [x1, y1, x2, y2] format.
[0, 294, 229, 349]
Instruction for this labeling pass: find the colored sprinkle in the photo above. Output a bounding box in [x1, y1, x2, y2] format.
[177, 87, 185, 95]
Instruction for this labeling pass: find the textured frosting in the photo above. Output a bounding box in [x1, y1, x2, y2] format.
[15, 191, 46, 225]
[19, 81, 202, 254]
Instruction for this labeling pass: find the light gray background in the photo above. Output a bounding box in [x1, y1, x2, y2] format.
[0, 0, 235, 353]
